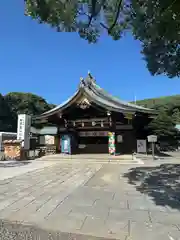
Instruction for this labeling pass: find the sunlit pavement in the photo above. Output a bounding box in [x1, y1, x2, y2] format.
[0, 159, 180, 239]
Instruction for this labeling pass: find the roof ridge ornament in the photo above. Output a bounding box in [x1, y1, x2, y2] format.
[87, 71, 96, 84]
[79, 76, 85, 88]
[88, 70, 93, 80]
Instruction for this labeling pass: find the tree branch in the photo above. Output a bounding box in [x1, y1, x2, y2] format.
[88, 0, 107, 27]
[108, 0, 123, 34]
[88, 0, 97, 27]
[100, 22, 109, 30]
[77, 1, 111, 32]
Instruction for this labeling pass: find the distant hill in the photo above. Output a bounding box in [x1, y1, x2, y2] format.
[134, 95, 180, 110]
[134, 95, 180, 126]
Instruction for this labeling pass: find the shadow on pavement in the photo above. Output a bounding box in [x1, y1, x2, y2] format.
[155, 151, 172, 157]
[0, 161, 31, 168]
[0, 219, 116, 240]
[124, 164, 180, 210]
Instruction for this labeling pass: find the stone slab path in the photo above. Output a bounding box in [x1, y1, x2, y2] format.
[0, 160, 58, 180]
[0, 161, 180, 239]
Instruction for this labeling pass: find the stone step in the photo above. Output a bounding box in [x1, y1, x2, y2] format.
[36, 154, 143, 164]
[40, 153, 134, 160]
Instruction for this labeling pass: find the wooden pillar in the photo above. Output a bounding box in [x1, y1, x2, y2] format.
[107, 112, 116, 155]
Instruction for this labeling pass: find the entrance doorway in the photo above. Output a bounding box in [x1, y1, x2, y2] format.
[78, 136, 108, 154]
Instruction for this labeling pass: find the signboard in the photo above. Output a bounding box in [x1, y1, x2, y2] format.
[147, 135, 157, 160]
[147, 135, 157, 143]
[17, 115, 25, 141]
[137, 140, 147, 153]
[17, 114, 31, 150]
[116, 125, 133, 130]
[124, 113, 133, 120]
[117, 135, 123, 143]
[79, 131, 108, 137]
[45, 135, 55, 145]
[78, 144, 86, 149]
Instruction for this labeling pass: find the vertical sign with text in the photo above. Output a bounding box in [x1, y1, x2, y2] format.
[17, 114, 31, 150]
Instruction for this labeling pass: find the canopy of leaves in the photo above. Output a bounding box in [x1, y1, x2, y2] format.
[25, 0, 180, 77]
[0, 92, 54, 132]
[131, 0, 180, 78]
[25, 0, 131, 43]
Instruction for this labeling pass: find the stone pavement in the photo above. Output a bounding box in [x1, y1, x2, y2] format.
[0, 161, 179, 239]
[0, 160, 58, 180]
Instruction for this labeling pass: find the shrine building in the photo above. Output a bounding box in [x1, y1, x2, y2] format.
[33, 73, 156, 154]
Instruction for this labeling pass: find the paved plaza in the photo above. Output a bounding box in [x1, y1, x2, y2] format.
[0, 158, 180, 239]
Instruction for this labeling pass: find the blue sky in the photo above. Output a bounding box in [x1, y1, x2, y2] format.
[1, 1, 180, 105]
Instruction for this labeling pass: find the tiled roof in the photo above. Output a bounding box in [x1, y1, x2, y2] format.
[35, 73, 156, 119]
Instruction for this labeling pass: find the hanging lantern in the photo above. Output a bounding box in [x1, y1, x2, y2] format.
[101, 121, 104, 127]
[109, 117, 112, 126]
[64, 119, 68, 127]
[92, 121, 96, 126]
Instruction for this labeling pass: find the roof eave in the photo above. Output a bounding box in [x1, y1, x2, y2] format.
[33, 73, 158, 120]
[90, 80, 156, 115]
[33, 89, 82, 120]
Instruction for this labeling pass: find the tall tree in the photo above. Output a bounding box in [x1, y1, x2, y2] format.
[25, 0, 180, 77]
[0, 92, 54, 132]
[172, 108, 180, 123]
[148, 110, 178, 141]
[4, 92, 52, 116]
[0, 94, 13, 132]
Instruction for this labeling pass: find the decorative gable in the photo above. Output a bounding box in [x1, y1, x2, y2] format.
[77, 98, 91, 110]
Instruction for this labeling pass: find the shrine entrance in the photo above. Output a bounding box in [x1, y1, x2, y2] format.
[32, 72, 156, 155]
[77, 131, 109, 154]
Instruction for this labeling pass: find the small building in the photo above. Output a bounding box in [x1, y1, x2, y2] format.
[33, 73, 156, 154]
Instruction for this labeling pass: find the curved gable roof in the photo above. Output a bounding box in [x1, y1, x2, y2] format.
[35, 73, 156, 119]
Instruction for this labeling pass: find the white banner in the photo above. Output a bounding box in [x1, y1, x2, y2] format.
[137, 139, 147, 153]
[17, 114, 31, 150]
